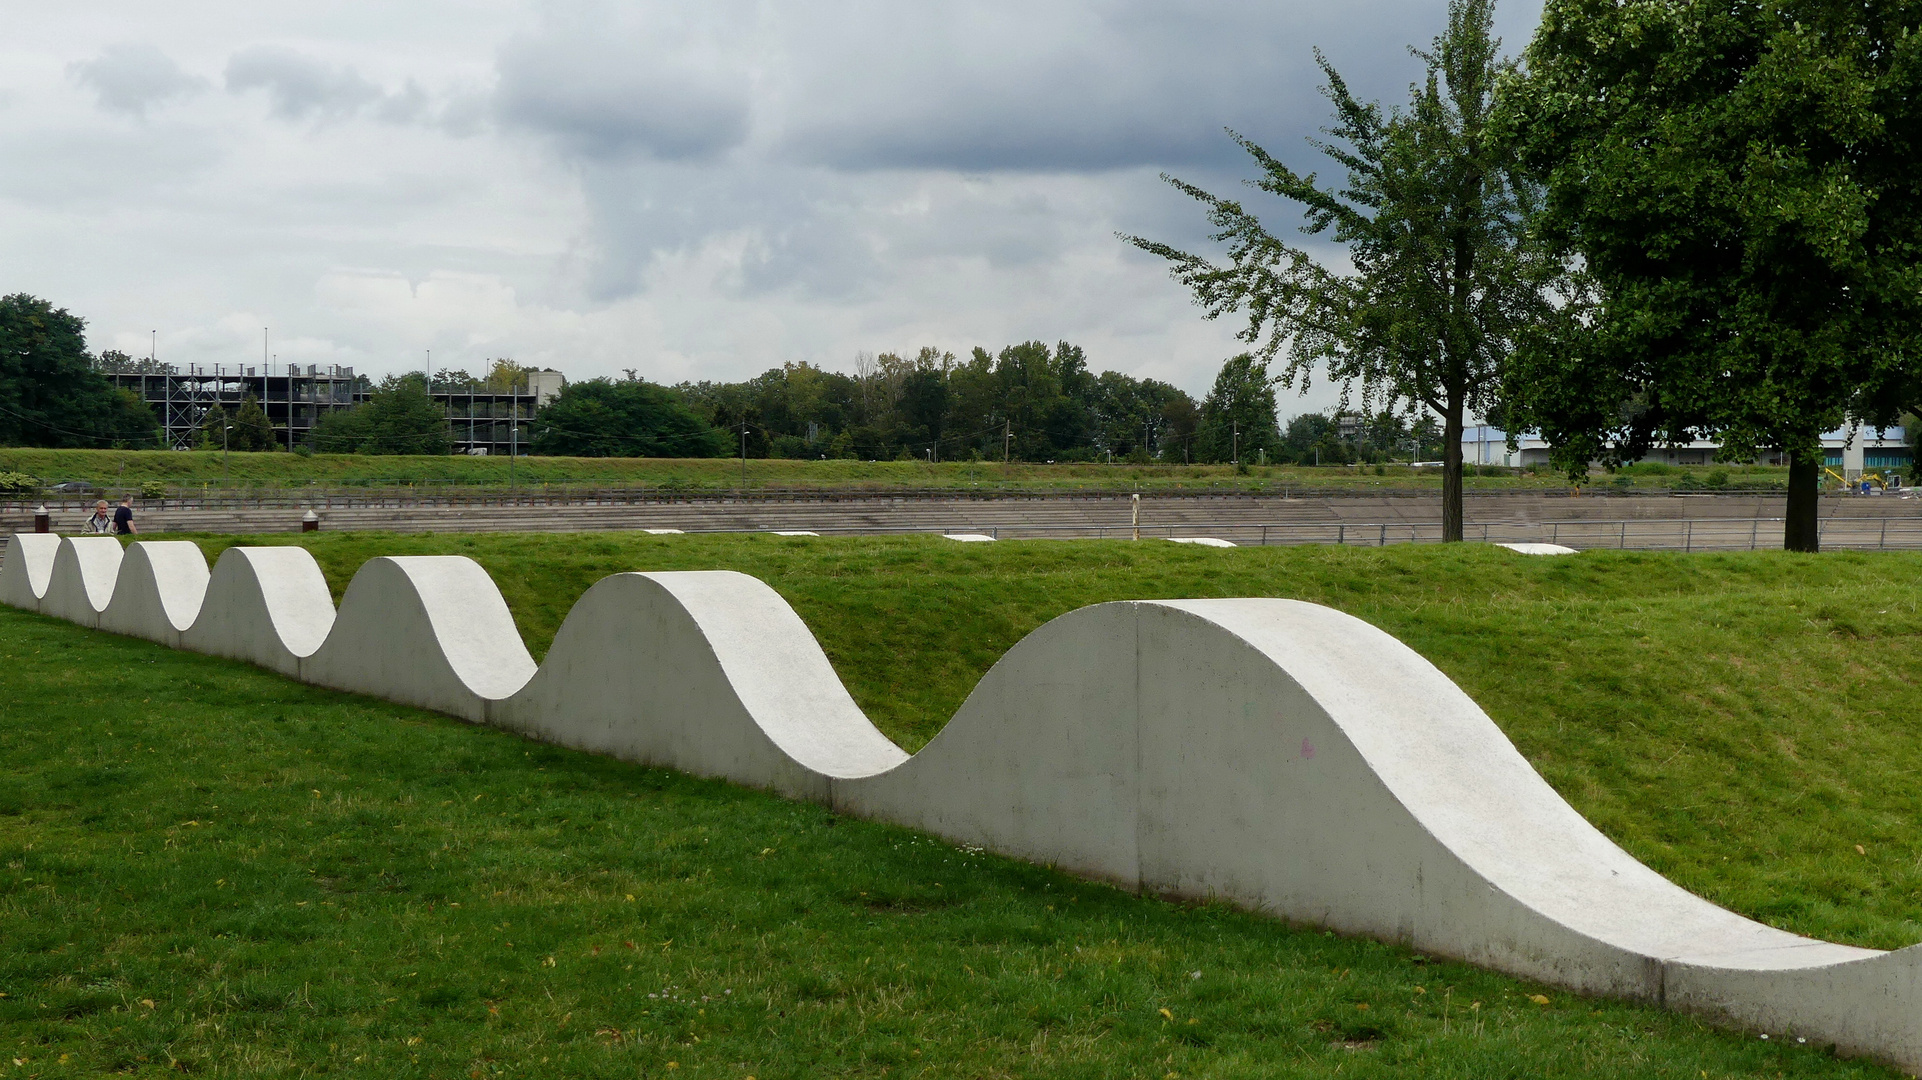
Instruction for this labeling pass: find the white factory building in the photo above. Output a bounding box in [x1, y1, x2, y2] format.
[1462, 425, 1912, 478]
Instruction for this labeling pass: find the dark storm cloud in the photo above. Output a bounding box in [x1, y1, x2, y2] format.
[493, 4, 753, 162]
[68, 44, 206, 118]
[490, 0, 1538, 176]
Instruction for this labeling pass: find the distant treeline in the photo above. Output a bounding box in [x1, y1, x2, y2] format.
[0, 293, 1446, 463]
[540, 344, 1446, 465]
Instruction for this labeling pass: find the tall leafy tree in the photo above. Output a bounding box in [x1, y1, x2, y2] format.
[1197, 354, 1284, 463]
[0, 294, 160, 448]
[1509, 0, 1922, 551]
[307, 375, 452, 455]
[531, 378, 727, 458]
[1125, 0, 1554, 539]
[231, 395, 278, 451]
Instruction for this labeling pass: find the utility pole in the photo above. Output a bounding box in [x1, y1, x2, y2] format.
[1233, 421, 1240, 466]
[1004, 419, 1011, 464]
[740, 423, 748, 488]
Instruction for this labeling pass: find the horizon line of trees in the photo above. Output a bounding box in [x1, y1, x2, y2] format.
[0, 292, 1454, 464]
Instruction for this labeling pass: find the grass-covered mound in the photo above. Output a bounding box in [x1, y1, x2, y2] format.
[0, 444, 1759, 494]
[1, 537, 1914, 1076]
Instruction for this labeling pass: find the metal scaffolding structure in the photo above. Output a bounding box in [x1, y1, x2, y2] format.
[103, 364, 551, 455]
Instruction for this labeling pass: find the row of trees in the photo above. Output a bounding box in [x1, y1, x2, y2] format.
[664, 343, 1211, 463]
[1131, 0, 1922, 549]
[3, 293, 1430, 466]
[531, 350, 1445, 465]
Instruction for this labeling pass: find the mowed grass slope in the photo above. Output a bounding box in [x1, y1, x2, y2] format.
[179, 534, 1922, 951]
[1, 445, 1657, 493]
[0, 537, 1912, 1077]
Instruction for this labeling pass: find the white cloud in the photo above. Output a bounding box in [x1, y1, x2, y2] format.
[5, 0, 1544, 410]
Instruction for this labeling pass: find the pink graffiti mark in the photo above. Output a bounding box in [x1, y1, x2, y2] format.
[1300, 737, 1316, 760]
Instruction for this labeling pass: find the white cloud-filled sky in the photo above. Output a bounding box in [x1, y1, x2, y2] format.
[2, 0, 1542, 407]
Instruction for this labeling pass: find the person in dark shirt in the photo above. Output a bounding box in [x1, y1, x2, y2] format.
[112, 496, 137, 535]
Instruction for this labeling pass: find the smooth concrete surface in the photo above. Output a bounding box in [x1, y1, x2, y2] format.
[180, 546, 336, 676]
[0, 533, 61, 611]
[99, 541, 209, 647]
[301, 556, 536, 722]
[495, 571, 907, 801]
[1167, 536, 1237, 547]
[40, 537, 124, 626]
[941, 533, 996, 542]
[4, 532, 1921, 1072]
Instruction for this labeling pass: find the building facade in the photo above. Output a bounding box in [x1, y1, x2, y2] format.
[104, 364, 565, 456]
[1462, 425, 1912, 478]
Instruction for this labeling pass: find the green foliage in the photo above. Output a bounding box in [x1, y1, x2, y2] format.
[674, 347, 1201, 464]
[0, 471, 39, 495]
[2, 541, 1917, 1076]
[482, 357, 529, 392]
[0, 295, 163, 449]
[198, 396, 279, 452]
[1509, 0, 1922, 545]
[91, 348, 169, 375]
[138, 479, 168, 498]
[307, 374, 452, 455]
[194, 403, 228, 450]
[1197, 354, 1282, 463]
[1126, 0, 1561, 537]
[231, 395, 277, 452]
[530, 378, 729, 458]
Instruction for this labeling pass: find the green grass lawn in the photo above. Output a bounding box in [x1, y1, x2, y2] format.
[1, 537, 1914, 1076]
[0, 446, 1786, 496]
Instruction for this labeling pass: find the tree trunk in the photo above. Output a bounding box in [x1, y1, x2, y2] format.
[1442, 406, 1464, 542]
[1785, 452, 1820, 552]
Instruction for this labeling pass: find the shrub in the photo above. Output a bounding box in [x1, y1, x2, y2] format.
[138, 480, 168, 499]
[0, 471, 40, 496]
[1704, 468, 1731, 488]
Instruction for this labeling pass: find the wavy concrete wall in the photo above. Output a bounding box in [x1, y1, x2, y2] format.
[2, 533, 1919, 1071]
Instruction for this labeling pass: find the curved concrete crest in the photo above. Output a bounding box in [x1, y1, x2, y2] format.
[0, 533, 61, 611]
[41, 537, 125, 627]
[496, 571, 907, 800]
[99, 542, 210, 646]
[180, 546, 336, 676]
[301, 556, 536, 722]
[4, 531, 1921, 1071]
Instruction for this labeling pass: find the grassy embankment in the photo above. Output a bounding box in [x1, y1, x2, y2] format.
[0, 446, 1790, 496]
[2, 537, 1913, 1077]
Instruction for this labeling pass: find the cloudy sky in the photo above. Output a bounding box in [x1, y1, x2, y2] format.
[3, 0, 1542, 406]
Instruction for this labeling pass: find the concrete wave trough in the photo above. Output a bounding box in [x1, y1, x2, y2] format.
[4, 533, 1920, 1070]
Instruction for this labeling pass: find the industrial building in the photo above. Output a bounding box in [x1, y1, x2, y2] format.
[103, 364, 565, 455]
[1462, 424, 1912, 478]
